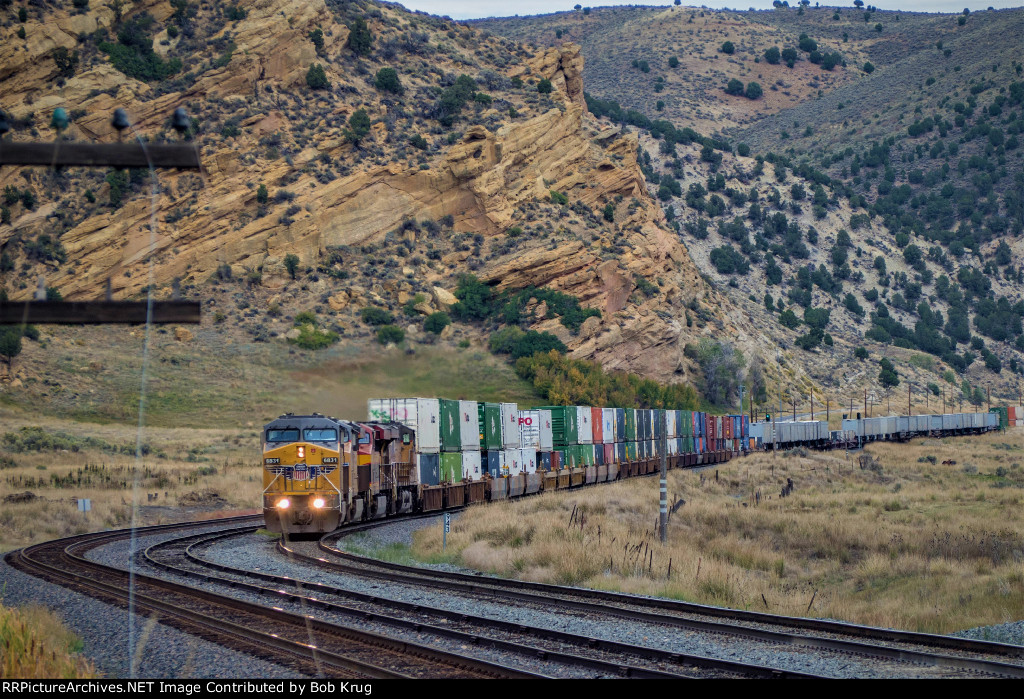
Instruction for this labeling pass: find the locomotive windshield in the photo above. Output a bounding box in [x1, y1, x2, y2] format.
[304, 428, 338, 442]
[266, 428, 299, 442]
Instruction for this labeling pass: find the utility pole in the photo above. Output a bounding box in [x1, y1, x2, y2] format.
[810, 392, 814, 421]
[908, 383, 911, 416]
[826, 397, 830, 424]
[864, 388, 867, 418]
[659, 410, 667, 543]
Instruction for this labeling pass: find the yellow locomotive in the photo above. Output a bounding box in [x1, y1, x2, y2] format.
[262, 413, 417, 535]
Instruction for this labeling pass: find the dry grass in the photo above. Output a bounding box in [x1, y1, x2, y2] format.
[0, 602, 97, 678]
[412, 429, 1024, 634]
[0, 413, 261, 552]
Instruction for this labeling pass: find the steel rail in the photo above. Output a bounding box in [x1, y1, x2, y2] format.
[144, 528, 811, 679]
[6, 516, 539, 679]
[308, 518, 1024, 678]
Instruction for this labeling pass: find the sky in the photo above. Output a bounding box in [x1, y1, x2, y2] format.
[393, 1, 1023, 20]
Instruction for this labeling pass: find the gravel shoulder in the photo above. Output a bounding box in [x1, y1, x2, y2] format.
[0, 526, 306, 680]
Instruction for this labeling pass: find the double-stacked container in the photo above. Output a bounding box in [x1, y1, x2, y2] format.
[369, 397, 440, 485]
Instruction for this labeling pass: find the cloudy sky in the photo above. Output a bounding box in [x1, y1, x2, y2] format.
[394, 1, 1022, 20]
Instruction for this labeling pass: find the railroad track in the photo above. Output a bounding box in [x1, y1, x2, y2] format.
[296, 514, 1024, 679]
[142, 527, 815, 679]
[5, 516, 542, 679]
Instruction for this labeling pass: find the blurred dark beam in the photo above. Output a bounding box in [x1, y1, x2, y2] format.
[0, 142, 201, 169]
[0, 301, 201, 325]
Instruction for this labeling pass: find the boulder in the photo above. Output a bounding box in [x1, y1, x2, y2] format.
[327, 291, 350, 311]
[174, 327, 194, 342]
[431, 286, 458, 309]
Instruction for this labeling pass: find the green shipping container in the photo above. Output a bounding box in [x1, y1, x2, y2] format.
[990, 406, 1008, 430]
[478, 402, 502, 450]
[583, 444, 595, 466]
[440, 452, 463, 482]
[625, 409, 637, 441]
[439, 399, 461, 452]
[681, 410, 693, 437]
[625, 441, 638, 461]
[541, 406, 579, 446]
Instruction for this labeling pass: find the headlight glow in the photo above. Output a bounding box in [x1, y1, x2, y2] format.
[313, 498, 325, 509]
[277, 498, 290, 509]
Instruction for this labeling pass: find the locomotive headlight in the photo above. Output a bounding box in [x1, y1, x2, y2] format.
[277, 498, 290, 509]
[312, 498, 325, 509]
[297, 446, 305, 459]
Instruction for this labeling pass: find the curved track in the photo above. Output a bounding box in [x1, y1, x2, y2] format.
[5, 516, 543, 679]
[301, 515, 1024, 679]
[144, 526, 814, 679]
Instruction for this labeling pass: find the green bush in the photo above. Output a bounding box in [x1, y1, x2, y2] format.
[745, 82, 762, 99]
[360, 306, 395, 326]
[725, 78, 745, 96]
[289, 324, 339, 350]
[347, 17, 373, 56]
[537, 78, 553, 94]
[764, 47, 781, 65]
[283, 254, 300, 280]
[99, 13, 181, 82]
[721, 41, 735, 54]
[375, 67, 402, 93]
[344, 109, 371, 144]
[376, 325, 405, 345]
[306, 63, 330, 90]
[424, 312, 451, 335]
[549, 190, 568, 205]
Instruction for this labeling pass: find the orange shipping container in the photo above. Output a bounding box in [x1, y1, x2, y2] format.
[591, 407, 604, 443]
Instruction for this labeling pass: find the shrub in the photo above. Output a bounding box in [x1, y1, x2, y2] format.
[721, 41, 735, 54]
[863, 61, 875, 74]
[725, 78, 745, 96]
[306, 63, 330, 90]
[347, 17, 373, 56]
[668, 56, 679, 68]
[376, 325, 405, 345]
[360, 307, 395, 326]
[710, 245, 749, 275]
[283, 254, 300, 280]
[549, 190, 568, 205]
[879, 357, 900, 388]
[764, 47, 781, 65]
[424, 312, 451, 335]
[289, 325, 339, 350]
[226, 4, 246, 20]
[98, 13, 181, 82]
[537, 78, 553, 94]
[745, 82, 763, 100]
[344, 109, 371, 144]
[309, 28, 324, 53]
[0, 327, 22, 370]
[854, 346, 869, 360]
[375, 67, 402, 94]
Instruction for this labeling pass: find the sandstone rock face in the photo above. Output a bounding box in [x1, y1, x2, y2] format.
[173, 327, 194, 342]
[0, 1, 722, 384]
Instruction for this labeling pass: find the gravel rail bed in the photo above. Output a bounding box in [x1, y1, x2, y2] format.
[1, 524, 305, 679]
[327, 517, 1024, 672]
[191, 531, 932, 678]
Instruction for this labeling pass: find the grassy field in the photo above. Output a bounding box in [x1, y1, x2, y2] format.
[0, 602, 96, 678]
[411, 430, 1024, 634]
[0, 417, 262, 552]
[1, 326, 544, 428]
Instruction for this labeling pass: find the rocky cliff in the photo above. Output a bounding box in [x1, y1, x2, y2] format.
[0, 0, 723, 384]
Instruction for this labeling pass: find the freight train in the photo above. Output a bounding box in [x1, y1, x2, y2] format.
[261, 399, 1004, 534]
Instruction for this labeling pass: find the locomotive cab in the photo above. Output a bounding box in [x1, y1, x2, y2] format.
[262, 413, 349, 535]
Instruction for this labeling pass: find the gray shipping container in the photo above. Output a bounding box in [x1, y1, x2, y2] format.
[577, 406, 593, 444]
[501, 402, 521, 449]
[459, 400, 480, 451]
[368, 398, 441, 453]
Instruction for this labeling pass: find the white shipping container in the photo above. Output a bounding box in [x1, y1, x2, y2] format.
[577, 406, 593, 444]
[538, 410, 554, 451]
[368, 398, 441, 453]
[521, 448, 538, 474]
[506, 449, 523, 477]
[459, 400, 480, 450]
[601, 408, 616, 444]
[501, 402, 521, 449]
[518, 410, 541, 449]
[666, 411, 677, 439]
[462, 451, 482, 481]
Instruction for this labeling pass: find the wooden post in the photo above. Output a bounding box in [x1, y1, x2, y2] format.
[810, 393, 814, 421]
[908, 383, 911, 416]
[659, 410, 667, 543]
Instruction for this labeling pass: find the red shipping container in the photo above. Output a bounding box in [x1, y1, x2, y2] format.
[603, 443, 614, 464]
[551, 451, 562, 470]
[707, 417, 716, 440]
[591, 407, 604, 443]
[724, 418, 733, 439]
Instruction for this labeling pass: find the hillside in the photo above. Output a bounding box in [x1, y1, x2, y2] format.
[480, 4, 1024, 410]
[0, 0, 790, 421]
